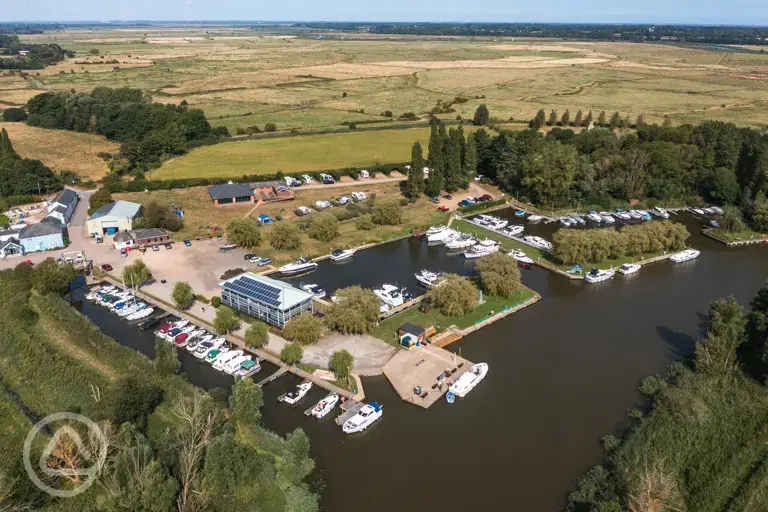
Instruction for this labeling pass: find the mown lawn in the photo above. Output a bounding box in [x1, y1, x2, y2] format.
[155, 126, 477, 179]
[371, 286, 536, 346]
[706, 227, 768, 243]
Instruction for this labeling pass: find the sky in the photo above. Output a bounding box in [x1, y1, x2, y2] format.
[3, 0, 768, 25]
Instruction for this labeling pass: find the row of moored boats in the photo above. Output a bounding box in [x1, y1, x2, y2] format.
[583, 248, 702, 283]
[86, 285, 155, 321]
[280, 381, 384, 433]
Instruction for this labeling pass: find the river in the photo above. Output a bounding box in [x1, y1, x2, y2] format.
[73, 211, 768, 511]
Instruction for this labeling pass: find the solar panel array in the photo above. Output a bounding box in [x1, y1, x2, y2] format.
[224, 276, 282, 307]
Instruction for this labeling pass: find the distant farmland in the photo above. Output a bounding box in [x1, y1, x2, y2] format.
[155, 126, 477, 179]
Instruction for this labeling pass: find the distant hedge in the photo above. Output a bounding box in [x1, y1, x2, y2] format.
[106, 162, 407, 193]
[458, 198, 506, 213]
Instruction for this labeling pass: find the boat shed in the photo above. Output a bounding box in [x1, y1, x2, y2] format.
[218, 272, 313, 328]
[87, 201, 142, 236]
[398, 322, 428, 343]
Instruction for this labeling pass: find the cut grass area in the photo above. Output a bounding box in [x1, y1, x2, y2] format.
[117, 181, 450, 264]
[706, 227, 768, 244]
[371, 286, 536, 346]
[0, 122, 119, 180]
[155, 126, 478, 179]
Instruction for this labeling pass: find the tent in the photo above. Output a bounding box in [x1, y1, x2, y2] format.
[257, 214, 273, 224]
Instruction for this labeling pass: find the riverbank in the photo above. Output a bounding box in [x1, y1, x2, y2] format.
[702, 227, 768, 247]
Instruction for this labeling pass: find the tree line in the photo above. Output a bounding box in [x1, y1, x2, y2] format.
[0, 34, 73, 70]
[0, 127, 61, 198]
[567, 282, 768, 511]
[552, 221, 690, 265]
[25, 87, 218, 173]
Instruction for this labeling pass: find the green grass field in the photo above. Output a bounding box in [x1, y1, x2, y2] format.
[157, 126, 476, 179]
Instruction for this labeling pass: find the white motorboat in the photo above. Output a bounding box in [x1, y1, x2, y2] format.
[425, 225, 448, 236]
[509, 249, 534, 264]
[599, 212, 615, 224]
[118, 302, 144, 317]
[670, 249, 700, 263]
[127, 307, 154, 321]
[440, 231, 461, 245]
[415, 270, 443, 288]
[464, 239, 500, 259]
[584, 268, 616, 284]
[374, 284, 406, 308]
[710, 206, 723, 215]
[223, 355, 251, 375]
[379, 301, 390, 314]
[310, 394, 339, 419]
[587, 211, 602, 223]
[279, 257, 318, 275]
[527, 214, 543, 222]
[234, 359, 261, 378]
[448, 363, 489, 398]
[427, 227, 456, 243]
[299, 283, 326, 299]
[486, 218, 508, 230]
[445, 233, 476, 249]
[283, 382, 313, 405]
[342, 402, 383, 433]
[651, 207, 670, 219]
[618, 263, 641, 275]
[572, 216, 586, 226]
[560, 216, 574, 227]
[205, 346, 229, 364]
[195, 338, 225, 359]
[637, 210, 652, 220]
[522, 235, 553, 252]
[501, 225, 524, 237]
[689, 207, 705, 216]
[213, 349, 243, 371]
[614, 209, 631, 221]
[187, 333, 213, 352]
[329, 248, 356, 262]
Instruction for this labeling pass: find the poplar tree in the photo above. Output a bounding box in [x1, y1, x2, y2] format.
[560, 109, 570, 126]
[610, 111, 621, 129]
[0, 128, 16, 158]
[533, 109, 546, 130]
[574, 110, 583, 127]
[457, 123, 466, 166]
[548, 109, 558, 126]
[407, 141, 425, 199]
[598, 111, 607, 126]
[427, 121, 444, 173]
[584, 111, 593, 127]
[464, 134, 478, 176]
[444, 128, 462, 191]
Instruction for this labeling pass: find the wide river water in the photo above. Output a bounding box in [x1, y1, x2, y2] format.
[73, 211, 768, 511]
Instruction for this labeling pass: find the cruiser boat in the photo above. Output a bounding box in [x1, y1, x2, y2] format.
[155, 322, 172, 336]
[299, 283, 326, 299]
[689, 207, 705, 216]
[379, 302, 390, 314]
[342, 402, 383, 433]
[464, 239, 500, 259]
[571, 216, 586, 226]
[637, 210, 652, 220]
[310, 393, 339, 419]
[163, 328, 182, 341]
[440, 231, 461, 245]
[415, 270, 443, 288]
[427, 227, 456, 243]
[599, 212, 615, 224]
[127, 307, 154, 321]
[205, 346, 230, 364]
[509, 249, 534, 265]
[329, 248, 356, 262]
[501, 225, 524, 237]
[223, 355, 251, 375]
[235, 359, 261, 378]
[670, 249, 701, 263]
[522, 235, 553, 252]
[710, 206, 723, 215]
[514, 209, 526, 217]
[587, 211, 602, 223]
[584, 268, 616, 284]
[527, 214, 543, 222]
[283, 382, 313, 405]
[213, 350, 243, 371]
[374, 284, 406, 308]
[118, 302, 144, 317]
[618, 263, 641, 275]
[651, 207, 670, 219]
[560, 217, 574, 227]
[174, 333, 190, 348]
[279, 257, 318, 275]
[445, 233, 476, 250]
[195, 338, 225, 359]
[614, 209, 631, 221]
[486, 218, 508, 230]
[628, 210, 643, 220]
[448, 363, 489, 398]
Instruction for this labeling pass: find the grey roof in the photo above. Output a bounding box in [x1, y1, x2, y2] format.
[51, 188, 77, 206]
[399, 322, 426, 336]
[208, 183, 254, 200]
[89, 200, 142, 220]
[0, 239, 21, 251]
[51, 205, 67, 215]
[131, 228, 168, 240]
[249, 181, 283, 190]
[19, 221, 63, 239]
[43, 215, 64, 227]
[218, 272, 313, 311]
[114, 231, 134, 242]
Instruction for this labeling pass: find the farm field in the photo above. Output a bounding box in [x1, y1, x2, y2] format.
[0, 122, 119, 180]
[155, 126, 478, 179]
[2, 28, 767, 138]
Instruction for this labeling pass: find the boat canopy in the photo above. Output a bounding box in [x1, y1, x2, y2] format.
[370, 402, 382, 412]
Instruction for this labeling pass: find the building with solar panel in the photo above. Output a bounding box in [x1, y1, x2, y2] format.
[218, 272, 314, 328]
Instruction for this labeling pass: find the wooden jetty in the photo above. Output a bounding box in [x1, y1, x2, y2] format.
[257, 365, 289, 386]
[335, 401, 365, 425]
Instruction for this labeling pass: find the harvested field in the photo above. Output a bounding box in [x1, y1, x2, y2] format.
[0, 122, 119, 180]
[155, 126, 478, 179]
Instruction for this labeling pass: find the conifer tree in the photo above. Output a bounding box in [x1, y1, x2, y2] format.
[548, 109, 558, 126]
[427, 121, 444, 173]
[598, 111, 607, 126]
[464, 134, 478, 177]
[574, 110, 583, 127]
[407, 142, 425, 199]
[533, 109, 546, 130]
[560, 109, 570, 126]
[584, 111, 593, 127]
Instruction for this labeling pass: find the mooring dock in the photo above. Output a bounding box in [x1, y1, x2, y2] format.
[334, 400, 365, 425]
[257, 365, 289, 386]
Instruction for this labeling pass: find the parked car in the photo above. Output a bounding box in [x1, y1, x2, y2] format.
[315, 200, 332, 209]
[165, 243, 172, 249]
[479, 194, 493, 202]
[302, 174, 314, 185]
[443, 194, 453, 200]
[100, 264, 113, 271]
[184, 239, 192, 247]
[337, 196, 350, 205]
[295, 206, 312, 216]
[439, 205, 449, 212]
[351, 191, 368, 201]
[120, 251, 128, 258]
[430, 197, 440, 204]
[152, 245, 160, 252]
[257, 257, 272, 266]
[458, 200, 471, 207]
[249, 256, 263, 264]
[319, 173, 335, 184]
